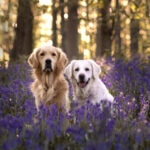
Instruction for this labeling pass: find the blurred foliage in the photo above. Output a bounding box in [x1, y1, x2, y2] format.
[0, 0, 150, 61]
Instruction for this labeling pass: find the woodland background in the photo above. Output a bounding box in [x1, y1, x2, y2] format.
[0, 0, 150, 62]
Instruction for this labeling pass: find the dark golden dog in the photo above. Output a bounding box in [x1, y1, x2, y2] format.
[28, 42, 70, 111]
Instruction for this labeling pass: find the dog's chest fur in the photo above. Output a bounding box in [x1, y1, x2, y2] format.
[72, 79, 92, 101]
[32, 73, 57, 104]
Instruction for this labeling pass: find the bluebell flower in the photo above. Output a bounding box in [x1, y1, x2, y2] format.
[0, 58, 149, 149]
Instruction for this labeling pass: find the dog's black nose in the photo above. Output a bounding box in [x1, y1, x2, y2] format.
[44, 59, 52, 72]
[45, 59, 51, 65]
[79, 74, 85, 81]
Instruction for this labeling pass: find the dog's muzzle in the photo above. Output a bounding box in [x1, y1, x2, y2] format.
[77, 74, 90, 88]
[44, 59, 53, 73]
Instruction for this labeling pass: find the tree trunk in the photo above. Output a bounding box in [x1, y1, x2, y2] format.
[130, 0, 141, 57]
[52, 0, 58, 46]
[146, 0, 150, 17]
[10, 0, 33, 61]
[130, 18, 139, 56]
[114, 0, 121, 57]
[66, 0, 78, 59]
[59, 0, 66, 52]
[96, 0, 112, 57]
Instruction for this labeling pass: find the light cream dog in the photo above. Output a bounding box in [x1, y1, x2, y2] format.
[28, 42, 70, 111]
[64, 59, 114, 105]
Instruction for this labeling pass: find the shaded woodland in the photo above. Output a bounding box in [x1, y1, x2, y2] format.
[0, 0, 150, 61]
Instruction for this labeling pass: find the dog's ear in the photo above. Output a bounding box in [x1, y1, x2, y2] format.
[56, 48, 68, 73]
[28, 48, 39, 69]
[88, 59, 101, 79]
[64, 60, 76, 80]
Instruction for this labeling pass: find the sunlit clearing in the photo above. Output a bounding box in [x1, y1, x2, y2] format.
[83, 49, 90, 59]
[121, 0, 128, 6]
[64, 13, 68, 19]
[39, 0, 51, 5]
[0, 47, 3, 60]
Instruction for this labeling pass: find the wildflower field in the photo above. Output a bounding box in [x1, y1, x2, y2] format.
[0, 56, 150, 150]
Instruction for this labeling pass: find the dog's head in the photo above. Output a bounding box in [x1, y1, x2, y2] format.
[64, 59, 101, 88]
[28, 43, 68, 74]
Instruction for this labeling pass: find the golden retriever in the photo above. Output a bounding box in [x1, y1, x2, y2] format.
[64, 59, 114, 106]
[28, 42, 70, 112]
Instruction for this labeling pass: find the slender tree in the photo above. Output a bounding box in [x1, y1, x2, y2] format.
[10, 0, 33, 61]
[52, 0, 58, 46]
[130, 1, 140, 57]
[59, 0, 66, 52]
[114, 0, 121, 57]
[146, 0, 150, 17]
[66, 0, 79, 59]
[130, 18, 139, 56]
[96, 0, 113, 57]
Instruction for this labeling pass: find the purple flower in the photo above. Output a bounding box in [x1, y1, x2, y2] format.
[0, 57, 149, 149]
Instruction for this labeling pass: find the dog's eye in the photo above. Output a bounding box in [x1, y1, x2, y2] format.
[85, 68, 89, 71]
[40, 52, 45, 56]
[75, 68, 79, 72]
[52, 52, 56, 56]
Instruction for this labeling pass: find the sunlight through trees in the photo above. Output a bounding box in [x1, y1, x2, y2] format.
[0, 0, 150, 61]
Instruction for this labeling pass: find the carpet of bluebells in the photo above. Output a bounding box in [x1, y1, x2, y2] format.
[0, 56, 150, 150]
